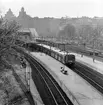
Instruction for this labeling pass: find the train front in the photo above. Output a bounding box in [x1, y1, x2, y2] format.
[64, 54, 75, 66]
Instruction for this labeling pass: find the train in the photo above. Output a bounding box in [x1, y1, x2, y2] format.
[25, 42, 75, 66]
[40, 44, 75, 66]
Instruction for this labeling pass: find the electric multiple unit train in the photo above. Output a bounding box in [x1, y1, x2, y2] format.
[40, 44, 75, 66]
[26, 43, 75, 66]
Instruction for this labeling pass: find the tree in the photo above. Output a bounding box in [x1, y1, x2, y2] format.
[77, 24, 93, 45]
[91, 24, 103, 49]
[0, 17, 29, 104]
[0, 18, 23, 70]
[58, 23, 76, 40]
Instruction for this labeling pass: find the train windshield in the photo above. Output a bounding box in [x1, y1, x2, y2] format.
[65, 54, 75, 62]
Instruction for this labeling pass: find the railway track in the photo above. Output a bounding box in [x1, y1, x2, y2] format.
[21, 52, 74, 105]
[15, 46, 103, 104]
[29, 43, 103, 95]
[70, 62, 103, 94]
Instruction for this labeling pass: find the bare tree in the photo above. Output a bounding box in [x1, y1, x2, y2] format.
[58, 23, 76, 40]
[77, 24, 93, 46]
[0, 18, 23, 70]
[91, 24, 103, 61]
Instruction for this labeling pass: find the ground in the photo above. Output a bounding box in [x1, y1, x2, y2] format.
[30, 51, 103, 105]
[0, 55, 30, 105]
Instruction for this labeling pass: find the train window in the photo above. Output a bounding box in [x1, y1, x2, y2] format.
[51, 51, 53, 56]
[58, 56, 60, 61]
[95, 52, 98, 56]
[90, 52, 93, 55]
[52, 52, 54, 57]
[55, 53, 58, 59]
[61, 56, 64, 63]
[57, 54, 59, 60]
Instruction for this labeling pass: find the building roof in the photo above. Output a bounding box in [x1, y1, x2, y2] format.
[29, 28, 39, 37]
[18, 28, 39, 37]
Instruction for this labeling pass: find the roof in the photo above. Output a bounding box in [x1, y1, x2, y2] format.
[18, 28, 39, 37]
[29, 28, 39, 37]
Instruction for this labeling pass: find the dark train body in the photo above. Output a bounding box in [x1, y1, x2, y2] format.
[41, 45, 75, 66]
[25, 42, 75, 66]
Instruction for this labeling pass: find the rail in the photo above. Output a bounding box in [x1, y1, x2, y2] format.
[27, 51, 80, 105]
[73, 62, 103, 95]
[25, 53, 74, 105]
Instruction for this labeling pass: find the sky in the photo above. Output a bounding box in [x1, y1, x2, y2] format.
[0, 0, 103, 18]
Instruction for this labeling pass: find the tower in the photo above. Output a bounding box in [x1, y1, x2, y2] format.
[18, 7, 26, 18]
[4, 8, 15, 20]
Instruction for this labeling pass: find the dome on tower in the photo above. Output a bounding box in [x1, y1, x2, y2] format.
[18, 7, 26, 18]
[21, 7, 25, 12]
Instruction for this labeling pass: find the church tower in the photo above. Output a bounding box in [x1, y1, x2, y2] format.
[4, 8, 16, 20]
[17, 7, 33, 28]
[18, 7, 27, 18]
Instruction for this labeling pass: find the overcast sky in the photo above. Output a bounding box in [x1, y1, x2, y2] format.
[0, 0, 103, 18]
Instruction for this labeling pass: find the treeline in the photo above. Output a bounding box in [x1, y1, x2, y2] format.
[0, 18, 26, 70]
[57, 19, 103, 50]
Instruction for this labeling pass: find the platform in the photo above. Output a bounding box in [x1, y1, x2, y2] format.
[30, 52, 103, 105]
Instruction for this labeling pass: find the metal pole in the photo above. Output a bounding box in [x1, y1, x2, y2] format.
[50, 42, 51, 51]
[93, 39, 95, 62]
[28, 66, 31, 91]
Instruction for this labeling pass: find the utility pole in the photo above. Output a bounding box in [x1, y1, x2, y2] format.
[61, 37, 66, 70]
[93, 38, 96, 62]
[50, 42, 52, 51]
[28, 65, 31, 91]
[40, 36, 43, 56]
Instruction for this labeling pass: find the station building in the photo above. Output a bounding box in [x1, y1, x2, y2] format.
[18, 28, 39, 43]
